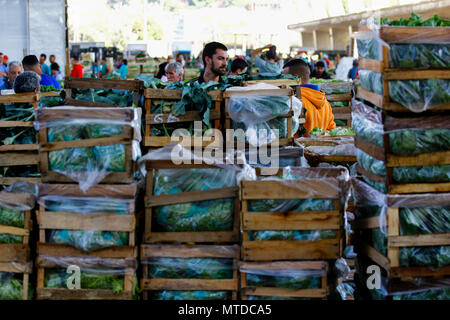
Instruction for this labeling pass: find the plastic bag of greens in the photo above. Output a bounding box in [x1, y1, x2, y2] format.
[146, 258, 233, 279]
[359, 69, 383, 95]
[389, 43, 450, 69]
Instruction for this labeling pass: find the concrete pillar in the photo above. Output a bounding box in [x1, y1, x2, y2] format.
[312, 30, 317, 50]
[329, 27, 334, 50]
[298, 31, 303, 47]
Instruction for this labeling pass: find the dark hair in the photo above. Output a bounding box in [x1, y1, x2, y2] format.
[51, 63, 60, 71]
[202, 42, 228, 66]
[14, 71, 40, 93]
[40, 53, 47, 59]
[353, 59, 359, 67]
[123, 59, 128, 66]
[22, 55, 40, 69]
[156, 62, 168, 79]
[0, 52, 3, 56]
[266, 46, 277, 60]
[283, 59, 310, 78]
[315, 60, 325, 68]
[230, 58, 248, 73]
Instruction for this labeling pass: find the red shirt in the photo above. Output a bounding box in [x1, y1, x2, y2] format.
[70, 64, 83, 78]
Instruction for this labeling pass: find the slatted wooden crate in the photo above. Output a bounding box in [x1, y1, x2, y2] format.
[0, 260, 32, 300]
[295, 137, 356, 166]
[0, 192, 34, 246]
[64, 77, 142, 108]
[36, 242, 137, 300]
[352, 179, 450, 279]
[144, 88, 223, 148]
[37, 183, 137, 249]
[354, 109, 450, 194]
[356, 26, 450, 112]
[240, 261, 329, 300]
[36, 107, 137, 184]
[141, 244, 240, 300]
[318, 82, 353, 126]
[223, 88, 294, 147]
[241, 167, 348, 261]
[144, 159, 240, 243]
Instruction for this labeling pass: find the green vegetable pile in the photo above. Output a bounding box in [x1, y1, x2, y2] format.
[147, 258, 233, 279]
[359, 70, 383, 95]
[152, 169, 236, 232]
[389, 79, 450, 111]
[357, 39, 382, 61]
[40, 85, 59, 92]
[378, 13, 450, 27]
[0, 273, 27, 300]
[72, 88, 134, 107]
[309, 126, 355, 137]
[47, 123, 126, 174]
[0, 205, 25, 244]
[150, 291, 231, 300]
[389, 43, 450, 69]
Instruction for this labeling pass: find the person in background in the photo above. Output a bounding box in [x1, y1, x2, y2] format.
[347, 59, 359, 80]
[49, 55, 56, 65]
[176, 53, 185, 68]
[2, 55, 8, 68]
[0, 53, 7, 88]
[40, 54, 51, 76]
[13, 71, 41, 93]
[100, 58, 112, 79]
[156, 61, 168, 80]
[70, 56, 83, 78]
[251, 44, 283, 74]
[229, 58, 248, 76]
[90, 62, 99, 78]
[310, 60, 331, 79]
[190, 42, 228, 84]
[165, 62, 184, 82]
[0, 61, 23, 90]
[282, 59, 336, 136]
[22, 55, 61, 90]
[114, 57, 128, 79]
[51, 63, 64, 82]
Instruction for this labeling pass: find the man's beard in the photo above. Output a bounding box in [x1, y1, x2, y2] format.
[211, 60, 226, 76]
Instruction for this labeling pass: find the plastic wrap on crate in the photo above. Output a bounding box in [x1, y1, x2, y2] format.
[35, 107, 142, 192]
[245, 146, 303, 168]
[389, 43, 450, 69]
[389, 79, 450, 112]
[317, 81, 353, 95]
[226, 83, 302, 146]
[71, 88, 135, 107]
[143, 257, 234, 279]
[334, 258, 352, 281]
[358, 69, 384, 95]
[39, 255, 137, 295]
[336, 282, 355, 300]
[248, 230, 336, 241]
[305, 144, 356, 157]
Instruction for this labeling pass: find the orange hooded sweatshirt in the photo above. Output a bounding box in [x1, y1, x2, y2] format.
[300, 86, 336, 136]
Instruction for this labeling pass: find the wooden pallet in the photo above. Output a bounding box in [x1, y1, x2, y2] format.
[240, 260, 329, 300]
[36, 242, 137, 300]
[144, 88, 223, 148]
[241, 167, 347, 261]
[356, 26, 450, 112]
[144, 159, 240, 243]
[64, 77, 142, 108]
[36, 107, 137, 184]
[141, 244, 240, 300]
[223, 88, 295, 147]
[37, 183, 137, 248]
[352, 180, 450, 279]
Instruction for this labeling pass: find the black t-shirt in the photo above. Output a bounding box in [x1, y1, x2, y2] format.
[310, 70, 331, 80]
[190, 71, 226, 84]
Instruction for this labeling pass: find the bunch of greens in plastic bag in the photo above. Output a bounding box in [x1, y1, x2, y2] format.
[147, 258, 233, 279]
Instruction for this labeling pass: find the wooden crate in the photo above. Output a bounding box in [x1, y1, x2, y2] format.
[141, 244, 240, 300]
[0, 260, 32, 300]
[144, 88, 223, 148]
[37, 183, 137, 248]
[36, 242, 137, 300]
[354, 108, 450, 194]
[319, 82, 353, 127]
[37, 107, 137, 184]
[352, 180, 450, 279]
[144, 159, 240, 243]
[241, 167, 347, 261]
[0, 93, 42, 186]
[295, 137, 356, 166]
[223, 88, 294, 147]
[356, 26, 450, 112]
[240, 260, 329, 300]
[64, 77, 142, 108]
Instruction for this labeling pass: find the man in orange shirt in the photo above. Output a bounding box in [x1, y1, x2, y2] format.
[70, 56, 83, 78]
[282, 59, 336, 136]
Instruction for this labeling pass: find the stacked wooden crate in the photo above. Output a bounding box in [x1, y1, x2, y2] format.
[352, 25, 450, 300]
[0, 191, 35, 300]
[34, 106, 141, 300]
[141, 155, 241, 300]
[239, 167, 350, 300]
[317, 81, 354, 127]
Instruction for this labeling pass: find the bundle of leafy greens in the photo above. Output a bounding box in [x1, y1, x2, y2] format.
[389, 43, 450, 69]
[389, 79, 450, 111]
[246, 273, 321, 289]
[0, 273, 25, 300]
[359, 70, 383, 95]
[72, 88, 134, 107]
[330, 101, 349, 108]
[40, 85, 59, 92]
[357, 39, 383, 61]
[147, 258, 233, 279]
[47, 123, 126, 174]
[150, 290, 230, 300]
[309, 126, 355, 137]
[310, 79, 352, 95]
[0, 205, 25, 244]
[152, 169, 235, 232]
[379, 12, 450, 26]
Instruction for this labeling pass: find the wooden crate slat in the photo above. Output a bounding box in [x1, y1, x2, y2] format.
[331, 107, 352, 114]
[37, 107, 134, 121]
[65, 77, 142, 91]
[0, 121, 35, 128]
[37, 243, 137, 259]
[241, 287, 327, 298]
[0, 144, 39, 152]
[239, 261, 328, 271]
[0, 177, 40, 185]
[0, 261, 32, 274]
[144, 231, 239, 244]
[356, 165, 386, 183]
[0, 244, 29, 262]
[359, 58, 384, 73]
[390, 265, 450, 278]
[0, 225, 30, 237]
[64, 98, 125, 109]
[146, 109, 221, 124]
[243, 210, 341, 231]
[389, 182, 450, 194]
[356, 87, 384, 107]
[38, 183, 137, 198]
[145, 136, 222, 148]
[379, 26, 450, 43]
[141, 244, 240, 259]
[0, 152, 39, 166]
[37, 255, 137, 269]
[146, 187, 238, 207]
[354, 137, 385, 161]
[141, 278, 238, 291]
[40, 136, 131, 152]
[386, 151, 450, 167]
[36, 288, 133, 300]
[351, 216, 384, 230]
[389, 233, 450, 248]
[325, 93, 352, 102]
[354, 241, 391, 272]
